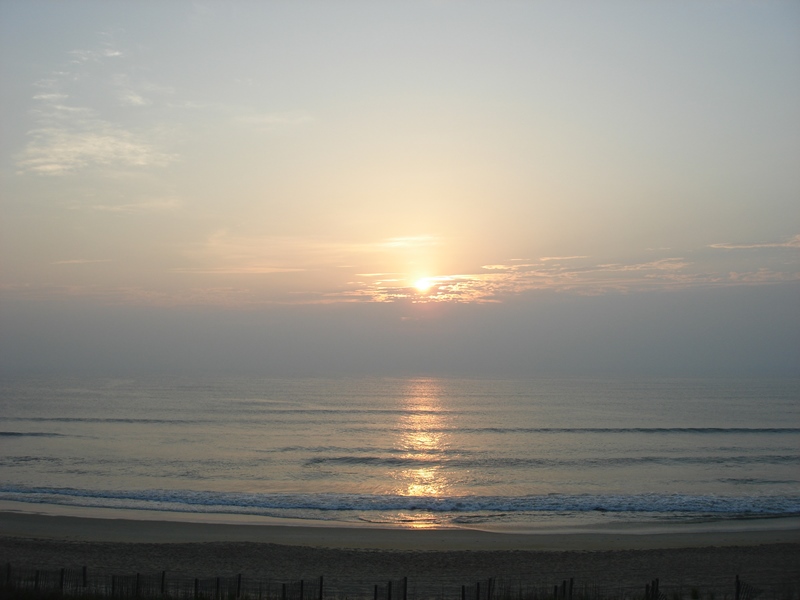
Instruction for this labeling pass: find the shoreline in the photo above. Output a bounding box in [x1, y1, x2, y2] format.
[1, 502, 799, 551]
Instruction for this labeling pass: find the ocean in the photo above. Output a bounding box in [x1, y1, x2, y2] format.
[1, 376, 798, 530]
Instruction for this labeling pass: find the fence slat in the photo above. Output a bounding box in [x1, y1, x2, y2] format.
[0, 563, 784, 600]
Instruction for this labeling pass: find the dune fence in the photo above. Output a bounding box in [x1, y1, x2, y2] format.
[1, 563, 788, 600]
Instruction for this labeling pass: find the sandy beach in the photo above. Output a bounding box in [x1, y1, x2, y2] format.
[2, 505, 799, 597]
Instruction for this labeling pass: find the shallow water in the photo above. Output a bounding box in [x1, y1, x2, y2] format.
[1, 376, 798, 528]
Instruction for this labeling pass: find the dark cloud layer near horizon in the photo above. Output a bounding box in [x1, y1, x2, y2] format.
[2, 283, 797, 379]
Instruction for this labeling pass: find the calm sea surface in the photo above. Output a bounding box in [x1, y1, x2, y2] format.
[1, 376, 798, 529]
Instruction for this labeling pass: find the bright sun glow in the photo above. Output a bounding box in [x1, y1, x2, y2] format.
[414, 278, 433, 292]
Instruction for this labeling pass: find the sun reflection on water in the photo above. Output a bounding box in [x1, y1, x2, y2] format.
[392, 378, 451, 526]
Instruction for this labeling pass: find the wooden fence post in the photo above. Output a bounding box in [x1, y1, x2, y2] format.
[194, 577, 199, 600]
[374, 584, 378, 600]
[282, 581, 287, 600]
[461, 585, 466, 600]
[735, 575, 741, 600]
[403, 576, 408, 600]
[388, 580, 392, 600]
[161, 571, 166, 595]
[318, 575, 323, 600]
[83, 566, 88, 588]
[237, 574, 242, 598]
[60, 568, 65, 593]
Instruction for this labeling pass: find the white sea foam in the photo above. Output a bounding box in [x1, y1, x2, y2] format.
[1, 486, 798, 521]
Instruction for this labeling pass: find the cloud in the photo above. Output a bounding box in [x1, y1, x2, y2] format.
[11, 222, 800, 307]
[19, 33, 311, 180]
[382, 235, 442, 248]
[118, 91, 151, 107]
[709, 234, 800, 250]
[539, 255, 589, 261]
[32, 93, 69, 102]
[160, 231, 800, 305]
[111, 74, 175, 108]
[171, 266, 304, 275]
[180, 231, 328, 277]
[188, 232, 443, 272]
[0, 282, 259, 307]
[235, 112, 313, 129]
[16, 38, 176, 176]
[357, 247, 800, 304]
[727, 269, 800, 283]
[86, 197, 182, 213]
[68, 48, 123, 64]
[594, 258, 690, 273]
[18, 125, 176, 175]
[51, 259, 112, 265]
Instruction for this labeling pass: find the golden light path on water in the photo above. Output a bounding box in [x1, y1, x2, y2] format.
[391, 378, 452, 528]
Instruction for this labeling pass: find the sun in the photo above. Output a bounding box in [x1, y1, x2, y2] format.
[414, 277, 433, 293]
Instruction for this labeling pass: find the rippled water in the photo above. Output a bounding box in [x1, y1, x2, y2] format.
[1, 376, 798, 528]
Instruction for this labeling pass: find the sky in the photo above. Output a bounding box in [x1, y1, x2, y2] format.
[1, 1, 798, 377]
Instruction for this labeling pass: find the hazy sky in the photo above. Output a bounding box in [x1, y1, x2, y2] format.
[1, 2, 798, 377]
